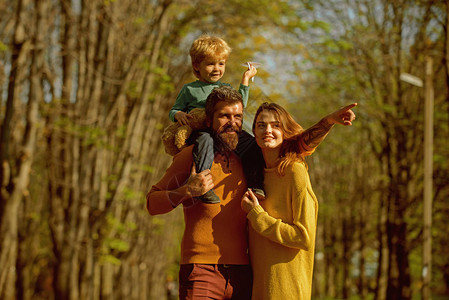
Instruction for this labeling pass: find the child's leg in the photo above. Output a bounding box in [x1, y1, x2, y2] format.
[192, 131, 214, 173]
[235, 131, 265, 197]
[191, 131, 220, 204]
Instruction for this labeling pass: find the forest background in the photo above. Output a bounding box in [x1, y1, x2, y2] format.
[0, 0, 448, 299]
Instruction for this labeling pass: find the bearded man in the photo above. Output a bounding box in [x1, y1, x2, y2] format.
[147, 86, 253, 299]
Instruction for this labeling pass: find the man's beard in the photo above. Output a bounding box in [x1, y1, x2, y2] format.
[213, 123, 241, 152]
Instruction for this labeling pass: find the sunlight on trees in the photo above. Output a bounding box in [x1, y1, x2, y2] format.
[0, 0, 448, 299]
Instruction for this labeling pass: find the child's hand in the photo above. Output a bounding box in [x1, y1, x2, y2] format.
[241, 63, 258, 86]
[175, 111, 194, 126]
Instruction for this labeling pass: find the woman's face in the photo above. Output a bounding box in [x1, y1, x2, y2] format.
[254, 110, 284, 150]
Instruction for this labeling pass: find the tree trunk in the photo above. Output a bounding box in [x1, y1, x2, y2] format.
[0, 0, 40, 298]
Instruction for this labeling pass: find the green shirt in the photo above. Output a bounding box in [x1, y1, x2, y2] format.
[169, 80, 249, 122]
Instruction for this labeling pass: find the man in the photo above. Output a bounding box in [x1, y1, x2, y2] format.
[147, 86, 356, 299]
[148, 86, 252, 299]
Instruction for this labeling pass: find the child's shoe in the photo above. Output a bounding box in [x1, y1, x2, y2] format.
[198, 189, 220, 204]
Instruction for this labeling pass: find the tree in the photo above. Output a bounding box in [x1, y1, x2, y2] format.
[284, 0, 449, 298]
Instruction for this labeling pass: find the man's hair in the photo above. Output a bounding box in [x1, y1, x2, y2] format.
[205, 86, 243, 125]
[189, 34, 231, 78]
[252, 102, 305, 175]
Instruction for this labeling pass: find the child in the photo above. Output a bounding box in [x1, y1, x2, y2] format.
[168, 34, 261, 204]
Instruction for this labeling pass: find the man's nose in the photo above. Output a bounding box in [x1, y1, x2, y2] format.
[228, 116, 238, 125]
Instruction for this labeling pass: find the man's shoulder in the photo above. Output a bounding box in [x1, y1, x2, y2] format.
[173, 145, 194, 160]
[164, 146, 194, 176]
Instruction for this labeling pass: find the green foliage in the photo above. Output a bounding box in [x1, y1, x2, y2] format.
[122, 187, 144, 202]
[139, 58, 152, 72]
[97, 214, 139, 266]
[100, 254, 121, 265]
[106, 214, 137, 235]
[126, 81, 141, 99]
[0, 41, 8, 52]
[151, 216, 166, 235]
[156, 122, 164, 130]
[133, 16, 146, 26]
[139, 164, 155, 174]
[81, 126, 107, 147]
[311, 20, 331, 32]
[105, 237, 130, 252]
[115, 125, 127, 139]
[103, 0, 117, 6]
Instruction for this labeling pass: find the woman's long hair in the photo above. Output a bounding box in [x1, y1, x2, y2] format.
[252, 102, 305, 175]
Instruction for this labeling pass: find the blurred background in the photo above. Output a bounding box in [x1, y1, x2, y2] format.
[0, 0, 448, 299]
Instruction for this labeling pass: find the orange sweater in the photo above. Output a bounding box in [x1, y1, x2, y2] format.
[147, 146, 249, 264]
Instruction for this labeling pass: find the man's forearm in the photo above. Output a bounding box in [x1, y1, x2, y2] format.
[147, 185, 192, 215]
[301, 117, 335, 149]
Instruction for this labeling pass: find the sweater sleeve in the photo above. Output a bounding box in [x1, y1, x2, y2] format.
[246, 164, 317, 250]
[298, 135, 315, 157]
[169, 86, 189, 122]
[238, 84, 249, 108]
[146, 146, 194, 214]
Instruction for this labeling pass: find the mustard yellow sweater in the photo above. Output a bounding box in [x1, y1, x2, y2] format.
[247, 162, 318, 300]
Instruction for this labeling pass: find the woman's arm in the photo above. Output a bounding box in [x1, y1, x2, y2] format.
[299, 103, 357, 153]
[242, 164, 318, 250]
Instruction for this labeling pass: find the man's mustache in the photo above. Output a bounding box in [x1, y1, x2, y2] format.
[218, 123, 241, 134]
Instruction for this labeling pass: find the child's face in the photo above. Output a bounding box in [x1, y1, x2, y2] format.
[194, 57, 226, 83]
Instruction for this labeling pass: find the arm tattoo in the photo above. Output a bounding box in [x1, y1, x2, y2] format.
[302, 118, 334, 149]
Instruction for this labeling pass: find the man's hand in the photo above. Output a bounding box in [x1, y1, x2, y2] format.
[175, 111, 194, 126]
[241, 189, 260, 214]
[325, 103, 357, 126]
[185, 164, 215, 198]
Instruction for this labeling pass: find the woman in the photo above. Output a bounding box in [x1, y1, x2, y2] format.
[241, 102, 356, 300]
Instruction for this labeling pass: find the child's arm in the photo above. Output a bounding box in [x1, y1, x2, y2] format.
[241, 63, 257, 86]
[174, 111, 194, 126]
[299, 103, 357, 155]
[238, 64, 258, 108]
[169, 87, 194, 125]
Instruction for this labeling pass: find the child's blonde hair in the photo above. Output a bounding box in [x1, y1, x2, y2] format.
[189, 34, 231, 78]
